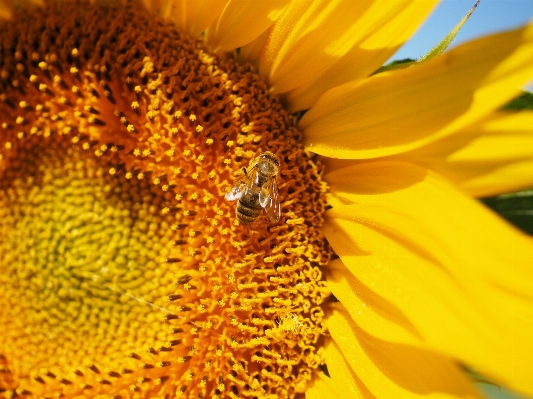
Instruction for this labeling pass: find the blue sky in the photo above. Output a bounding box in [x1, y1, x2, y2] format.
[390, 0, 533, 90]
[393, 0, 533, 59]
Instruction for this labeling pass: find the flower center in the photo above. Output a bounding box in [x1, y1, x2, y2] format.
[0, 137, 179, 374]
[0, 3, 331, 398]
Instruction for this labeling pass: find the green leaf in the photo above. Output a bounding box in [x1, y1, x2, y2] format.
[502, 91, 533, 111]
[372, 58, 416, 75]
[373, 0, 480, 75]
[481, 189, 533, 235]
[463, 367, 525, 399]
[477, 383, 528, 399]
[418, 0, 481, 62]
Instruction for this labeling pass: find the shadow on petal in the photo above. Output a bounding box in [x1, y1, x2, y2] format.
[327, 304, 482, 398]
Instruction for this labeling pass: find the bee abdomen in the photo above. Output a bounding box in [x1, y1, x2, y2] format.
[236, 199, 262, 224]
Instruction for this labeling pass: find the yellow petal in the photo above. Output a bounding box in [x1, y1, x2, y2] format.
[326, 303, 483, 399]
[284, 0, 438, 112]
[326, 160, 533, 313]
[206, 0, 289, 52]
[306, 346, 373, 399]
[301, 23, 533, 159]
[239, 27, 269, 67]
[305, 372, 343, 399]
[326, 258, 423, 346]
[321, 339, 376, 399]
[167, 0, 228, 38]
[244, 0, 420, 94]
[393, 111, 533, 197]
[323, 160, 533, 395]
[461, 159, 533, 197]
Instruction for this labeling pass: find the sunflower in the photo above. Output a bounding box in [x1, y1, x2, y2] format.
[1, 1, 532, 399]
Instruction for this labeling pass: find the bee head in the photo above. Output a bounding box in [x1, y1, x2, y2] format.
[258, 151, 280, 177]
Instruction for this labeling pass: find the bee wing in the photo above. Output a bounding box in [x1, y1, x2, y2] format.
[225, 179, 247, 201]
[259, 179, 281, 223]
[225, 165, 256, 201]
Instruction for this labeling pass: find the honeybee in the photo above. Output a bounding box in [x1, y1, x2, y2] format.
[225, 151, 281, 224]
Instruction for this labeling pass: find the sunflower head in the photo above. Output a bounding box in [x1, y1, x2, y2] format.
[4, 1, 533, 398]
[0, 2, 331, 398]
